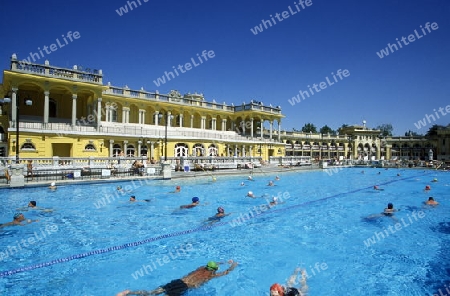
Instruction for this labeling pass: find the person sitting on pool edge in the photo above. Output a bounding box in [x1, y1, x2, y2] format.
[0, 213, 38, 228]
[425, 197, 439, 206]
[270, 267, 308, 296]
[116, 260, 238, 296]
[180, 197, 200, 209]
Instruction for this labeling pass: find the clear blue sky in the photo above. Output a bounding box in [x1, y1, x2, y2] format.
[1, 0, 449, 135]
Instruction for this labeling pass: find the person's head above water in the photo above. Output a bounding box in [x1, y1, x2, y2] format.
[205, 261, 218, 271]
[192, 197, 199, 203]
[270, 283, 284, 296]
[13, 213, 24, 221]
[217, 207, 224, 213]
[387, 203, 393, 209]
[28, 201, 37, 207]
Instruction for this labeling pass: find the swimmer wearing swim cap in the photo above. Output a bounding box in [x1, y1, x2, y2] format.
[49, 182, 57, 190]
[270, 268, 308, 296]
[116, 260, 238, 296]
[180, 197, 200, 209]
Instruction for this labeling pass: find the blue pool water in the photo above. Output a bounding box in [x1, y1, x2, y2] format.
[0, 168, 449, 295]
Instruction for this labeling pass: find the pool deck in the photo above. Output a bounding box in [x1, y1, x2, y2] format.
[1, 164, 441, 189]
[0, 164, 326, 189]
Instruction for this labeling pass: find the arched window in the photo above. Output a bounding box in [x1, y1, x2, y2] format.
[21, 142, 36, 150]
[127, 145, 135, 157]
[193, 143, 205, 156]
[175, 143, 189, 157]
[208, 144, 218, 156]
[140, 145, 148, 157]
[84, 144, 96, 151]
[113, 144, 122, 157]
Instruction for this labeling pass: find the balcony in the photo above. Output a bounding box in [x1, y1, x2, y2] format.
[13, 120, 283, 144]
[10, 55, 102, 84]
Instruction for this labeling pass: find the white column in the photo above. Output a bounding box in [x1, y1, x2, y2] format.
[179, 114, 183, 127]
[142, 110, 146, 124]
[201, 116, 206, 129]
[71, 94, 77, 126]
[109, 140, 114, 157]
[123, 141, 128, 156]
[138, 109, 145, 125]
[212, 118, 216, 130]
[150, 141, 154, 159]
[234, 145, 238, 156]
[222, 119, 227, 131]
[122, 107, 130, 124]
[242, 145, 246, 156]
[155, 112, 159, 125]
[44, 91, 49, 124]
[167, 112, 172, 127]
[260, 121, 264, 139]
[190, 115, 194, 128]
[105, 105, 110, 122]
[278, 120, 281, 142]
[11, 87, 17, 123]
[137, 141, 142, 157]
[250, 118, 254, 138]
[270, 120, 273, 140]
[249, 145, 253, 157]
[96, 98, 102, 129]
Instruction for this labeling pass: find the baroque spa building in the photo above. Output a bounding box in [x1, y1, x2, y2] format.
[1, 55, 448, 166]
[0, 55, 285, 161]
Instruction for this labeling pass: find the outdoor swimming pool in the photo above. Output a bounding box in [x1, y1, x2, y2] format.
[0, 168, 449, 295]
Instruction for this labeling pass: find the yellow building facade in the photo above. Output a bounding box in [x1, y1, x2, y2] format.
[0, 55, 285, 161]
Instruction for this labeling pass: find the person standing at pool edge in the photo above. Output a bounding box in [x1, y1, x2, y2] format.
[116, 260, 238, 296]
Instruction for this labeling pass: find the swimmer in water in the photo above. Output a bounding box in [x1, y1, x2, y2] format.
[425, 197, 438, 206]
[116, 260, 238, 296]
[180, 197, 200, 209]
[0, 213, 38, 228]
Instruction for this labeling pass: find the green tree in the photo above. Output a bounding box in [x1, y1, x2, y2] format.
[404, 130, 421, 137]
[375, 124, 393, 137]
[320, 125, 335, 135]
[425, 124, 443, 137]
[301, 123, 317, 133]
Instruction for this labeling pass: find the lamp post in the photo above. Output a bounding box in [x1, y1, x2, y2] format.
[256, 127, 262, 158]
[4, 96, 32, 164]
[158, 113, 173, 161]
